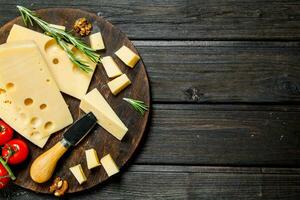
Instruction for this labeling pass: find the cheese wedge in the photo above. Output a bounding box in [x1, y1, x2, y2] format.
[101, 56, 122, 78]
[7, 24, 97, 99]
[115, 45, 140, 68]
[89, 32, 105, 50]
[101, 154, 119, 177]
[85, 148, 101, 169]
[69, 164, 87, 184]
[107, 74, 131, 95]
[0, 41, 73, 146]
[80, 89, 128, 140]
[49, 24, 66, 31]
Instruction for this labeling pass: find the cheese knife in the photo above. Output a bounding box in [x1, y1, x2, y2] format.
[30, 112, 97, 183]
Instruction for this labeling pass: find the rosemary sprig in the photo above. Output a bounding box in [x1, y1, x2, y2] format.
[123, 98, 148, 116]
[17, 5, 100, 72]
[0, 157, 16, 181]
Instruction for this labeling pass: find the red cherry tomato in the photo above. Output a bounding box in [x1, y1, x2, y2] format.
[0, 163, 9, 189]
[0, 120, 14, 146]
[2, 139, 29, 165]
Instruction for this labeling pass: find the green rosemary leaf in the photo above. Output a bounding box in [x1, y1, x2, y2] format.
[123, 98, 148, 116]
[16, 5, 100, 73]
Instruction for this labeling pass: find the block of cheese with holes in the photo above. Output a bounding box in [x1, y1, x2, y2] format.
[80, 89, 128, 140]
[0, 41, 73, 147]
[0, 90, 49, 148]
[7, 24, 97, 99]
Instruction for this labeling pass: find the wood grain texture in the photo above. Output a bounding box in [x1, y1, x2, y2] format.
[135, 104, 300, 166]
[134, 41, 300, 103]
[0, 1, 300, 199]
[1, 165, 300, 200]
[1, 0, 300, 40]
[0, 8, 150, 193]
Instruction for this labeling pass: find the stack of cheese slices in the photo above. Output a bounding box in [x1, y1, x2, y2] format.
[0, 24, 140, 149]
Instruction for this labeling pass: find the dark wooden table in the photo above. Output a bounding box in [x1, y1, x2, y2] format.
[1, 1, 300, 199]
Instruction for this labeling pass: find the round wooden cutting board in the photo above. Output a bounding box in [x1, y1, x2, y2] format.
[0, 8, 150, 193]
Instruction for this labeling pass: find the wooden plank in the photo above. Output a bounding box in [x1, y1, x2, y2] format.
[2, 12, 300, 103]
[1, 165, 300, 199]
[133, 41, 300, 103]
[134, 104, 300, 166]
[1, 0, 300, 40]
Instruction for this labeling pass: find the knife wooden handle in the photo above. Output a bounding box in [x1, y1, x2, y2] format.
[30, 141, 68, 183]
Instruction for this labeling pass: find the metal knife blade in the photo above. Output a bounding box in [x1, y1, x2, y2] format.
[63, 112, 97, 146]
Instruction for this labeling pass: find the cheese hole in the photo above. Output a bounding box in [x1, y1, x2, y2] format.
[5, 83, 14, 90]
[44, 121, 54, 131]
[30, 117, 42, 128]
[72, 65, 80, 73]
[20, 113, 26, 119]
[46, 79, 50, 83]
[31, 131, 40, 136]
[24, 98, 33, 106]
[53, 58, 59, 64]
[40, 104, 47, 110]
[16, 107, 21, 112]
[0, 88, 6, 94]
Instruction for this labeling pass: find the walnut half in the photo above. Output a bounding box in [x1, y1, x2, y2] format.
[73, 18, 92, 36]
[49, 177, 62, 193]
[49, 177, 68, 197]
[54, 180, 68, 197]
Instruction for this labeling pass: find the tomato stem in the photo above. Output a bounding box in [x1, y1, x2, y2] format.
[0, 157, 16, 181]
[0, 175, 11, 178]
[2, 145, 16, 162]
[0, 125, 5, 132]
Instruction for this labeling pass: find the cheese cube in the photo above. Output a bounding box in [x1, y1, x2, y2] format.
[85, 148, 101, 169]
[7, 24, 97, 99]
[89, 32, 105, 50]
[49, 24, 66, 31]
[101, 56, 122, 78]
[100, 154, 119, 177]
[0, 41, 73, 147]
[115, 45, 140, 68]
[107, 74, 131, 95]
[69, 164, 87, 184]
[80, 89, 128, 140]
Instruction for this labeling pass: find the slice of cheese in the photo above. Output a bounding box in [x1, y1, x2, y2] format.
[69, 164, 87, 184]
[7, 24, 97, 99]
[115, 45, 140, 68]
[80, 89, 128, 140]
[101, 56, 122, 78]
[85, 148, 101, 169]
[89, 32, 105, 50]
[107, 74, 131, 95]
[0, 41, 73, 146]
[0, 92, 49, 148]
[100, 154, 119, 177]
[49, 24, 66, 31]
